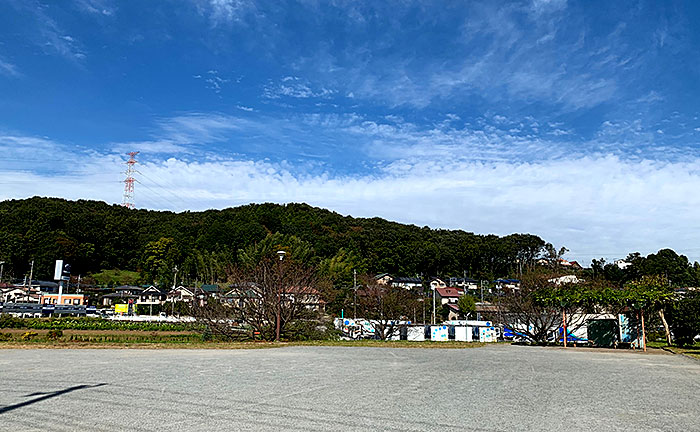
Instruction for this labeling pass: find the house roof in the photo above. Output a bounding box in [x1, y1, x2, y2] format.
[115, 285, 143, 292]
[140, 286, 167, 295]
[392, 276, 422, 284]
[201, 284, 220, 293]
[168, 286, 194, 296]
[446, 303, 460, 312]
[101, 292, 139, 299]
[224, 288, 260, 299]
[435, 287, 463, 298]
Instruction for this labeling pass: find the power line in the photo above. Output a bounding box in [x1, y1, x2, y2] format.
[136, 170, 190, 207]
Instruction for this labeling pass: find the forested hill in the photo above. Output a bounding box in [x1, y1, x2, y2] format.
[0, 197, 546, 285]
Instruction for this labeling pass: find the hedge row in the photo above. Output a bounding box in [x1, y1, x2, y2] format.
[0, 315, 202, 332]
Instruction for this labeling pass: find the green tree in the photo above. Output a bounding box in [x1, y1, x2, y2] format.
[141, 237, 180, 287]
[666, 291, 700, 346]
[457, 295, 477, 319]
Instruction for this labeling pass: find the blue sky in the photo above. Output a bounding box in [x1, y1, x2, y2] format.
[2, 0, 700, 264]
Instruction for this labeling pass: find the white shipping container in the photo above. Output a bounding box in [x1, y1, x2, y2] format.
[454, 326, 472, 342]
[407, 326, 425, 341]
[430, 325, 449, 341]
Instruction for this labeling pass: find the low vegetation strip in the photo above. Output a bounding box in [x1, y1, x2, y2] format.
[0, 315, 202, 332]
[0, 330, 486, 349]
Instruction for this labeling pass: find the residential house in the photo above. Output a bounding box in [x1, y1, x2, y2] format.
[447, 277, 479, 290]
[114, 285, 144, 296]
[2, 287, 41, 303]
[167, 286, 195, 303]
[138, 286, 168, 305]
[429, 278, 447, 290]
[283, 286, 326, 312]
[494, 279, 521, 291]
[101, 291, 138, 306]
[434, 287, 468, 321]
[198, 284, 222, 298]
[391, 276, 423, 290]
[41, 293, 87, 306]
[435, 287, 464, 305]
[375, 273, 393, 285]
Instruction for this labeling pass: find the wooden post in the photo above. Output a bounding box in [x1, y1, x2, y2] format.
[640, 308, 647, 352]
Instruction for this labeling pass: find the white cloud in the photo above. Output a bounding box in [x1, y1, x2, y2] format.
[3, 145, 700, 264]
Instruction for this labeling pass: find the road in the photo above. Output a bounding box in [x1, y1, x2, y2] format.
[1, 345, 698, 431]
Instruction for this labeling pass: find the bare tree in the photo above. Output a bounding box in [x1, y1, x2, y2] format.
[542, 243, 569, 269]
[192, 256, 329, 341]
[356, 277, 418, 340]
[493, 272, 563, 343]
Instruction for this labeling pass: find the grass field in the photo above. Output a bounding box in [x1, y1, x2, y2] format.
[647, 340, 700, 359]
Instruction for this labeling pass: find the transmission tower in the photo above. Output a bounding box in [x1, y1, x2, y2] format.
[122, 151, 139, 209]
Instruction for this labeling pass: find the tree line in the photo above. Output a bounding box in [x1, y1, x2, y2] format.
[0, 197, 545, 286]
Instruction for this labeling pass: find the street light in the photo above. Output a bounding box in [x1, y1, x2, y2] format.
[275, 251, 285, 341]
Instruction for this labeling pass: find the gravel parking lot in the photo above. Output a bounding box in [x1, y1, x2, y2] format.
[1, 345, 698, 431]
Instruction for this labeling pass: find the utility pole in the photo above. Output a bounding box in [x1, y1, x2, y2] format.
[353, 269, 357, 319]
[562, 309, 568, 348]
[432, 286, 436, 325]
[0, 261, 4, 284]
[28, 260, 34, 289]
[171, 265, 178, 316]
[478, 280, 485, 321]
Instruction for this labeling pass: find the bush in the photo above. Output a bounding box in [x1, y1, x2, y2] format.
[0, 332, 12, 341]
[0, 314, 23, 329]
[47, 329, 63, 340]
[0, 316, 202, 332]
[21, 331, 39, 340]
[666, 292, 700, 347]
[284, 319, 340, 341]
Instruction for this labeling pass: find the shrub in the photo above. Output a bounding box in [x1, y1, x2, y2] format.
[21, 331, 39, 340]
[1, 316, 202, 332]
[666, 292, 700, 347]
[201, 327, 213, 342]
[47, 329, 63, 340]
[0, 315, 23, 329]
[0, 332, 12, 341]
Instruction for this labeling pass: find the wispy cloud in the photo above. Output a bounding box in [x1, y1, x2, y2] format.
[194, 0, 257, 25]
[74, 0, 115, 16]
[263, 76, 336, 99]
[8, 1, 87, 61]
[0, 57, 20, 77]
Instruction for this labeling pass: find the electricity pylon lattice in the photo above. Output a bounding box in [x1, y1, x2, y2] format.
[122, 151, 139, 209]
